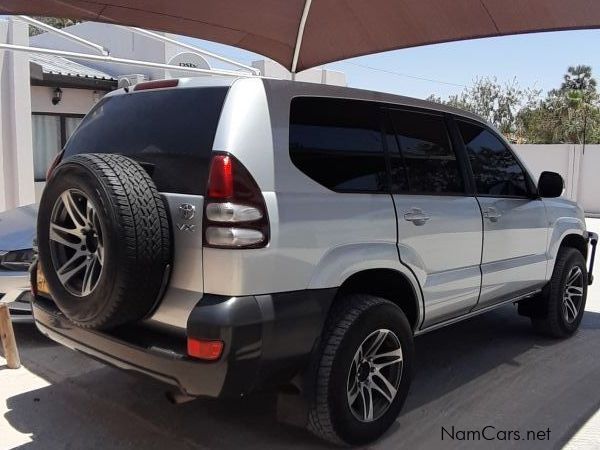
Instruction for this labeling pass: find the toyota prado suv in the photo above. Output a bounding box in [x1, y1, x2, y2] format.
[30, 76, 597, 446]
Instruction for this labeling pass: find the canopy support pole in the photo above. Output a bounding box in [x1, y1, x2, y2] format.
[291, 0, 312, 73]
[17, 15, 109, 56]
[125, 26, 260, 75]
[0, 43, 256, 78]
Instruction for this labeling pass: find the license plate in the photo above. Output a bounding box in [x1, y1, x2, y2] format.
[36, 264, 50, 296]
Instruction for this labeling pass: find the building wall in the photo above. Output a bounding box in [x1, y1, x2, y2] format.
[0, 19, 35, 212]
[575, 146, 600, 217]
[31, 85, 104, 115]
[29, 22, 169, 80]
[514, 144, 600, 216]
[30, 86, 107, 202]
[252, 59, 346, 86]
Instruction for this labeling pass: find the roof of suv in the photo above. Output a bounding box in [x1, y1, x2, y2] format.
[108, 75, 491, 130]
[261, 77, 488, 125]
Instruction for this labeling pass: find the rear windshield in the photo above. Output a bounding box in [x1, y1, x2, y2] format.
[64, 87, 229, 195]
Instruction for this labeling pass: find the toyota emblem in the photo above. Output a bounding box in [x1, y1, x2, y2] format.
[178, 203, 195, 220]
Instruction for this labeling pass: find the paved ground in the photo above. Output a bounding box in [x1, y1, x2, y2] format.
[2, 220, 600, 449]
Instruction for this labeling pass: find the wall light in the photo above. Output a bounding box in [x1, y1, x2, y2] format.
[52, 87, 63, 105]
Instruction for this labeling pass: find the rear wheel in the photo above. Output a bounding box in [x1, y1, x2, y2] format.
[532, 247, 588, 338]
[307, 295, 414, 446]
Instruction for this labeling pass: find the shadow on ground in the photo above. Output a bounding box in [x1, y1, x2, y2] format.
[4, 305, 600, 449]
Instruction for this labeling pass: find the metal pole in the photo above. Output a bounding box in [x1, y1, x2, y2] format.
[291, 0, 313, 73]
[582, 96, 588, 154]
[0, 43, 256, 78]
[17, 15, 109, 56]
[125, 26, 260, 75]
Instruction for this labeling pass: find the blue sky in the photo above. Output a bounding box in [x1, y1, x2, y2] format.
[182, 29, 599, 100]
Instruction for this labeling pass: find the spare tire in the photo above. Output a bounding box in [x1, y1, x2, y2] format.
[37, 153, 171, 329]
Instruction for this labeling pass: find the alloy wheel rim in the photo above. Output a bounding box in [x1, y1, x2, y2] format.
[563, 266, 584, 324]
[346, 329, 403, 423]
[49, 189, 104, 297]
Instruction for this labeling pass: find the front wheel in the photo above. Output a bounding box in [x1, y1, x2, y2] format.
[532, 247, 588, 338]
[307, 295, 414, 446]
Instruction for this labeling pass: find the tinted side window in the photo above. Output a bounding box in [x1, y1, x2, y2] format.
[457, 121, 528, 197]
[289, 97, 388, 193]
[388, 109, 464, 194]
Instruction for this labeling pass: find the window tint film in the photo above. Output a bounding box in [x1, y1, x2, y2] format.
[457, 121, 529, 197]
[289, 97, 388, 193]
[388, 109, 464, 194]
[64, 87, 228, 195]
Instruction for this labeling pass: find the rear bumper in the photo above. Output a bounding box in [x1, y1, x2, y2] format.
[32, 288, 335, 398]
[588, 231, 598, 285]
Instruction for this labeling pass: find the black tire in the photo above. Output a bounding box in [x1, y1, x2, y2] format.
[38, 153, 171, 329]
[307, 295, 414, 446]
[532, 247, 588, 338]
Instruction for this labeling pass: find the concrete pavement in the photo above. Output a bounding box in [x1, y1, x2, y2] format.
[2, 220, 600, 449]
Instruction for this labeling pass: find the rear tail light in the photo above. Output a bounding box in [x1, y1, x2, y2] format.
[46, 149, 64, 179]
[205, 227, 264, 247]
[204, 153, 269, 249]
[207, 155, 233, 198]
[205, 203, 263, 222]
[187, 338, 223, 360]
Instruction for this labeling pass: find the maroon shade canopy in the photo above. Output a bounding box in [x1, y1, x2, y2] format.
[2, 0, 600, 72]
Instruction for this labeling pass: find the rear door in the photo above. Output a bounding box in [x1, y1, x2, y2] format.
[63, 86, 230, 329]
[385, 108, 483, 327]
[454, 119, 549, 308]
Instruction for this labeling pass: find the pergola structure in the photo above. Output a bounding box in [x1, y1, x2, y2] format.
[1, 0, 599, 73]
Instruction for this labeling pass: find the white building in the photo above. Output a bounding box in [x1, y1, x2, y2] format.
[0, 18, 346, 213]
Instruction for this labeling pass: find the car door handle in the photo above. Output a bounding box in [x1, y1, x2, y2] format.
[404, 208, 430, 226]
[483, 207, 502, 222]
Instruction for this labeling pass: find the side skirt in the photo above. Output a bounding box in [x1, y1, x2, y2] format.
[414, 290, 541, 337]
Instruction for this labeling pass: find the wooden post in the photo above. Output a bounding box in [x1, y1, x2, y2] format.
[0, 303, 21, 369]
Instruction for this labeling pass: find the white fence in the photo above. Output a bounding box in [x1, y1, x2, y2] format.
[515, 144, 600, 217]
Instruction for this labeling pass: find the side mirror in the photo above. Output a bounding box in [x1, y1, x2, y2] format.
[538, 171, 564, 198]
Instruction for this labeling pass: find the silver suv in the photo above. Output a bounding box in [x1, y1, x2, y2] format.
[31, 76, 597, 446]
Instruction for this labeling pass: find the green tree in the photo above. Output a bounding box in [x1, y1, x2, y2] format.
[561, 65, 597, 92]
[426, 76, 540, 140]
[28, 17, 81, 36]
[518, 65, 600, 144]
[429, 66, 600, 144]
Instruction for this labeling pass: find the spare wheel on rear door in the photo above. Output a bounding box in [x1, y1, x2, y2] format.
[37, 153, 172, 330]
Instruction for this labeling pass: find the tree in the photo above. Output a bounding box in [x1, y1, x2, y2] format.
[517, 65, 600, 144]
[426, 76, 540, 140]
[561, 65, 597, 93]
[28, 17, 81, 36]
[428, 66, 600, 144]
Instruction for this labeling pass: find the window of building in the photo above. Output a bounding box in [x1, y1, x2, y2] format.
[387, 109, 464, 194]
[289, 97, 388, 193]
[457, 120, 529, 197]
[32, 113, 83, 181]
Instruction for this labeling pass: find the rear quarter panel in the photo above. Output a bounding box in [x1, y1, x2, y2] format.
[203, 79, 406, 297]
[544, 197, 587, 279]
